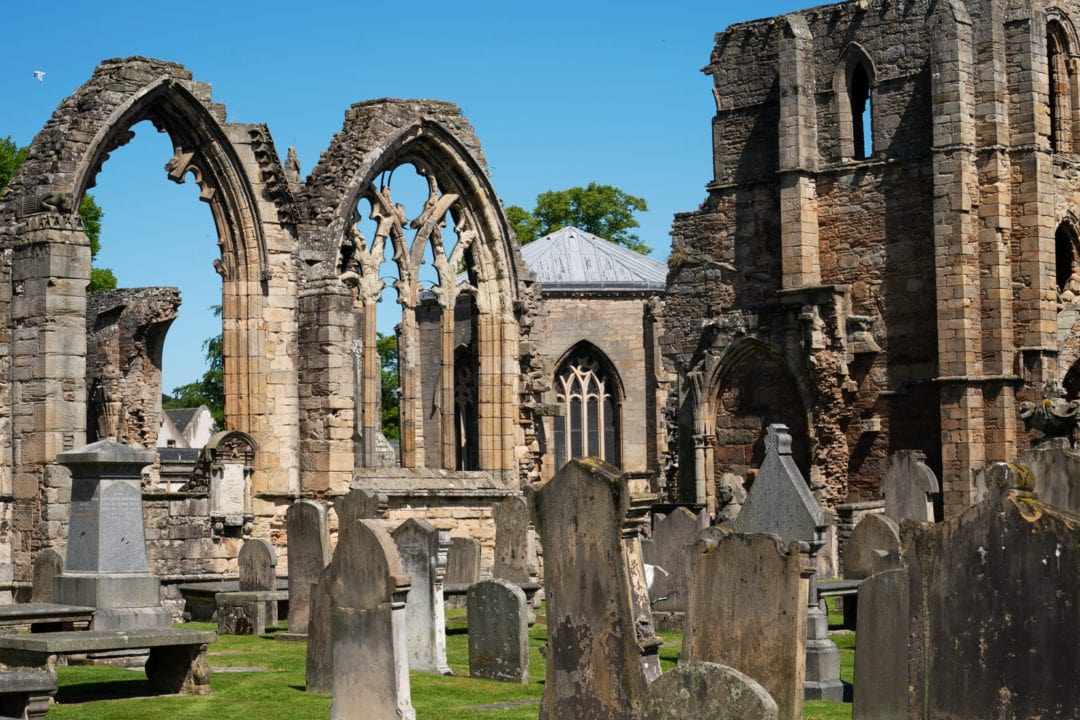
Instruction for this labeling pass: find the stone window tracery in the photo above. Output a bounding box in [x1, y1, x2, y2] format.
[1048, 21, 1076, 154]
[552, 348, 621, 469]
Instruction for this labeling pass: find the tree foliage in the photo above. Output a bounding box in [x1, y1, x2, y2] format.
[162, 306, 224, 426]
[378, 332, 400, 441]
[0, 137, 27, 191]
[506, 182, 650, 254]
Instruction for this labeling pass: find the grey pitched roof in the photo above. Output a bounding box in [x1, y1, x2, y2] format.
[163, 407, 201, 432]
[520, 227, 667, 292]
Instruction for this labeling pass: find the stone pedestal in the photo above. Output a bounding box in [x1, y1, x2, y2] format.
[53, 441, 170, 630]
[803, 601, 843, 701]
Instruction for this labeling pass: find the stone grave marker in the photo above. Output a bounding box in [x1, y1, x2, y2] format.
[844, 513, 901, 580]
[730, 424, 841, 702]
[880, 450, 938, 522]
[492, 496, 537, 585]
[285, 500, 330, 636]
[328, 519, 414, 720]
[641, 662, 778, 720]
[683, 526, 811, 720]
[392, 518, 452, 675]
[466, 579, 529, 683]
[238, 538, 278, 625]
[533, 458, 662, 720]
[1013, 444, 1080, 517]
[334, 488, 388, 530]
[31, 549, 64, 604]
[852, 568, 907, 720]
[445, 536, 481, 586]
[649, 507, 709, 616]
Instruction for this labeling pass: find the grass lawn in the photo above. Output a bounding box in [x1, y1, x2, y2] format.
[46, 610, 854, 719]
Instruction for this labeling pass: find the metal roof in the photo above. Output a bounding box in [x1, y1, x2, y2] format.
[520, 226, 667, 292]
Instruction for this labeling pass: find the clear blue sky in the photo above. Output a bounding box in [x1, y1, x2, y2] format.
[1, 0, 810, 390]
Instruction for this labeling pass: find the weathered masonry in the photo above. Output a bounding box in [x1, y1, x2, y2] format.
[0, 57, 543, 587]
[663, 0, 1080, 519]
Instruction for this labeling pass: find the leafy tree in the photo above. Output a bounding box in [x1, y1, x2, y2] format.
[163, 306, 224, 425]
[378, 332, 400, 441]
[0, 136, 116, 292]
[506, 182, 650, 254]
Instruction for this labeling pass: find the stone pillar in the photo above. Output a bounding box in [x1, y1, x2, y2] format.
[53, 440, 171, 629]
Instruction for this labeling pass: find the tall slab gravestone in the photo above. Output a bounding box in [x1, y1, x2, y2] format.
[492, 496, 537, 585]
[731, 424, 841, 702]
[53, 440, 171, 629]
[334, 488, 388, 530]
[285, 500, 330, 636]
[31, 549, 64, 604]
[852, 568, 908, 720]
[683, 526, 811, 720]
[238, 538, 278, 625]
[844, 513, 902, 581]
[880, 450, 938, 522]
[444, 537, 481, 587]
[328, 519, 414, 720]
[392, 518, 452, 675]
[649, 507, 709, 614]
[533, 458, 662, 720]
[466, 579, 529, 683]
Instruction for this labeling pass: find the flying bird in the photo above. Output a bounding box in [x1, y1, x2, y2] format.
[33, 71, 45, 84]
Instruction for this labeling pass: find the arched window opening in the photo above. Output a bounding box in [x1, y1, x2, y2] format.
[553, 348, 621, 469]
[1056, 222, 1078, 293]
[850, 63, 873, 160]
[1049, 23, 1074, 154]
[454, 344, 478, 470]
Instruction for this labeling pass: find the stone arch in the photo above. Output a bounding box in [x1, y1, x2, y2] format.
[1047, 12, 1079, 153]
[834, 43, 878, 161]
[1055, 215, 1080, 293]
[550, 340, 625, 471]
[297, 100, 533, 492]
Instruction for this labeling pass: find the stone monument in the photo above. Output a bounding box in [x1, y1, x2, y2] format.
[641, 662, 778, 720]
[285, 499, 330, 636]
[880, 450, 938, 522]
[391, 518, 452, 675]
[492, 496, 538, 585]
[466, 579, 529, 683]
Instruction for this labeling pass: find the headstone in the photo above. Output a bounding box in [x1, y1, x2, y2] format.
[445, 537, 481, 586]
[286, 500, 330, 635]
[31, 549, 63, 604]
[238, 539, 278, 626]
[492, 496, 537, 584]
[53, 440, 171, 630]
[880, 450, 938, 522]
[466, 579, 529, 683]
[533, 458, 662, 720]
[852, 569, 908, 720]
[641, 662, 778, 720]
[328, 519, 414, 720]
[869, 462, 1080, 720]
[683, 526, 811, 720]
[844, 513, 902, 580]
[392, 518, 452, 675]
[1013, 445, 1080, 516]
[308, 488, 387, 694]
[649, 507, 709, 614]
[730, 424, 840, 702]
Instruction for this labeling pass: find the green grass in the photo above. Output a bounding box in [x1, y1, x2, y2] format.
[46, 616, 855, 719]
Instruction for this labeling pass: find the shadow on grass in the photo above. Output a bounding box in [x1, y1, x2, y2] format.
[56, 678, 171, 703]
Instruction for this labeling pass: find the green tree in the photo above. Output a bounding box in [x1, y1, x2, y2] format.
[378, 332, 400, 441]
[162, 306, 224, 425]
[1, 136, 116, 292]
[506, 182, 651, 254]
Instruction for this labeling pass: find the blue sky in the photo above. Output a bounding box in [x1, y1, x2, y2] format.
[1, 0, 810, 390]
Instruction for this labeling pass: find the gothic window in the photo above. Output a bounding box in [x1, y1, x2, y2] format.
[836, 45, 876, 162]
[1056, 221, 1079, 293]
[849, 64, 873, 160]
[552, 347, 620, 469]
[1049, 22, 1074, 154]
[454, 345, 478, 470]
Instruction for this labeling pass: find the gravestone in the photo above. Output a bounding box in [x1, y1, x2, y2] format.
[53, 440, 171, 630]
[285, 500, 330, 636]
[328, 519, 414, 720]
[466, 579, 528, 683]
[392, 518, 452, 675]
[445, 537, 481, 586]
[844, 513, 901, 580]
[1013, 444, 1080, 516]
[492, 496, 537, 584]
[730, 424, 841, 702]
[880, 450, 938, 522]
[641, 662, 778, 720]
[31, 549, 64, 603]
[649, 507, 709, 616]
[683, 526, 811, 720]
[308, 489, 387, 694]
[532, 458, 662, 720]
[238, 539, 278, 625]
[852, 569, 907, 720]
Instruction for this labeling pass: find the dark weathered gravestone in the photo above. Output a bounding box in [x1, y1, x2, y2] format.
[1014, 445, 1080, 517]
[392, 518, 452, 675]
[328, 519, 414, 720]
[492, 496, 536, 584]
[286, 500, 330, 635]
[445, 537, 481, 586]
[844, 513, 902, 581]
[730, 424, 839, 702]
[649, 507, 709, 613]
[880, 450, 938, 522]
[641, 662, 778, 720]
[53, 440, 170, 630]
[238, 538, 277, 625]
[683, 527, 810, 720]
[852, 568, 908, 720]
[466, 579, 529, 683]
[533, 458, 662, 720]
[334, 488, 388, 530]
[31, 549, 64, 604]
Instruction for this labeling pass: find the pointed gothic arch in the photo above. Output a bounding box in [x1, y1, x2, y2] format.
[834, 43, 878, 161]
[550, 341, 624, 471]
